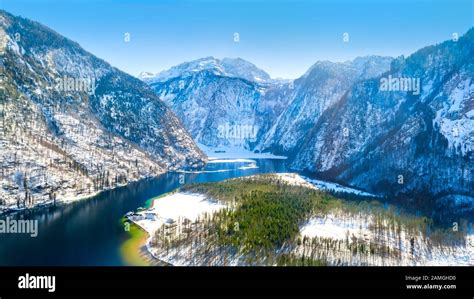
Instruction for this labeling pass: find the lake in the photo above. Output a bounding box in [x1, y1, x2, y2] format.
[0, 159, 287, 266]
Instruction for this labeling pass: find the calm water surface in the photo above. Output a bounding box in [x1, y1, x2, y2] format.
[0, 159, 287, 265]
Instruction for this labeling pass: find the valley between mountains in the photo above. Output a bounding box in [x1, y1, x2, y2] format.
[0, 9, 472, 266]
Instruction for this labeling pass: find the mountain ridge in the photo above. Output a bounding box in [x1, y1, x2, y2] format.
[140, 30, 473, 210]
[139, 56, 273, 84]
[0, 10, 205, 210]
[1, 8, 472, 213]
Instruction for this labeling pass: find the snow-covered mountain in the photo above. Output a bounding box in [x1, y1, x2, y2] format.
[137, 71, 155, 80]
[140, 56, 272, 84]
[256, 56, 393, 154]
[289, 29, 474, 203]
[141, 33, 472, 205]
[144, 55, 392, 153]
[145, 58, 286, 150]
[0, 10, 205, 210]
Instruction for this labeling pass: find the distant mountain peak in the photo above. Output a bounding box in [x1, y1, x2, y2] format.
[140, 56, 272, 84]
[303, 55, 393, 79]
[137, 71, 155, 80]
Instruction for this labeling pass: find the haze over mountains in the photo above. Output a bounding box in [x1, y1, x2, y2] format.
[0, 9, 472, 212]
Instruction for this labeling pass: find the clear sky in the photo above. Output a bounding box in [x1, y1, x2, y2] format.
[2, 0, 473, 79]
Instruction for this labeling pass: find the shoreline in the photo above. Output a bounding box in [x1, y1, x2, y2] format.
[120, 217, 170, 266]
[0, 174, 162, 217]
[0, 189, 102, 217]
[0, 155, 286, 217]
[0, 156, 281, 216]
[197, 143, 287, 160]
[126, 191, 226, 266]
[124, 191, 178, 266]
[125, 195, 170, 266]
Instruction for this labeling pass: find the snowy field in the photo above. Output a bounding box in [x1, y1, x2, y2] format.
[198, 143, 287, 159]
[300, 214, 371, 240]
[127, 192, 229, 266]
[298, 212, 474, 266]
[274, 173, 378, 197]
[129, 192, 224, 233]
[207, 158, 256, 163]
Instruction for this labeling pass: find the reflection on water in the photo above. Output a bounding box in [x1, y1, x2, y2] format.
[0, 159, 287, 265]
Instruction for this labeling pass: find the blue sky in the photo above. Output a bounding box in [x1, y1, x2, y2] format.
[2, 0, 473, 78]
